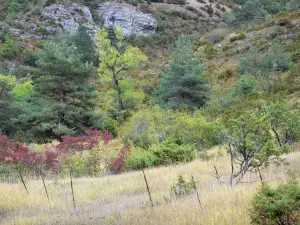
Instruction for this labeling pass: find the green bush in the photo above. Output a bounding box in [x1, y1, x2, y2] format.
[229, 32, 246, 42]
[250, 182, 300, 225]
[260, 43, 293, 74]
[228, 0, 298, 26]
[125, 147, 156, 170]
[104, 118, 117, 137]
[282, 62, 300, 93]
[170, 175, 195, 198]
[6, 0, 21, 21]
[238, 43, 292, 90]
[204, 43, 217, 59]
[150, 138, 195, 166]
[204, 28, 230, 44]
[120, 107, 218, 149]
[231, 75, 259, 97]
[125, 138, 196, 169]
[23, 50, 38, 67]
[0, 34, 18, 60]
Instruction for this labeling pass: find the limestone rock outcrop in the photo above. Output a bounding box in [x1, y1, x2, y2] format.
[41, 3, 99, 37]
[98, 2, 157, 36]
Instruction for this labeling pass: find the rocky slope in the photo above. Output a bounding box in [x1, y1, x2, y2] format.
[5, 2, 158, 40]
[1, 0, 233, 41]
[99, 2, 157, 36]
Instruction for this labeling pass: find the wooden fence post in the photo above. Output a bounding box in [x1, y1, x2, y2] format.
[142, 168, 154, 208]
[191, 175, 204, 214]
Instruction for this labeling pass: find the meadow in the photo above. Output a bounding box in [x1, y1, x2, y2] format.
[1, 149, 299, 225]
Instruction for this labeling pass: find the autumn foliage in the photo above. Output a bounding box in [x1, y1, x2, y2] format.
[56, 128, 113, 154]
[0, 128, 119, 177]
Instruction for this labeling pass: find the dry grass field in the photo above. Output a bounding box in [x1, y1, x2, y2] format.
[1, 149, 300, 225]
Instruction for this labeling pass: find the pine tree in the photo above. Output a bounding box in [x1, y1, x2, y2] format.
[22, 40, 103, 143]
[0, 76, 20, 135]
[71, 26, 96, 64]
[153, 37, 210, 110]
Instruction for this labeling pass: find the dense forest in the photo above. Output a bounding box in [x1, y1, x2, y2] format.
[1, 0, 300, 224]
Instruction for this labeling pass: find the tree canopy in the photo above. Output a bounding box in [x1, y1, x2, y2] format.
[153, 37, 210, 110]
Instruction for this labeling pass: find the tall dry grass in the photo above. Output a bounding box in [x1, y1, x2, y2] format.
[1, 150, 300, 225]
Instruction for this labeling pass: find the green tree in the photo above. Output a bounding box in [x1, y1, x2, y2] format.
[262, 103, 300, 148]
[71, 26, 96, 64]
[231, 75, 259, 97]
[239, 44, 292, 90]
[250, 182, 300, 225]
[96, 27, 148, 111]
[153, 36, 210, 110]
[230, 0, 298, 25]
[22, 40, 102, 143]
[221, 109, 289, 185]
[0, 74, 21, 135]
[261, 43, 293, 75]
[0, 34, 18, 60]
[239, 46, 263, 76]
[12, 81, 33, 98]
[231, 0, 267, 24]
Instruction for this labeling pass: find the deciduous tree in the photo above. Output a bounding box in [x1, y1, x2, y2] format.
[96, 27, 148, 111]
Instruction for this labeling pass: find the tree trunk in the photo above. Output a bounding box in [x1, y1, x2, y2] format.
[228, 143, 234, 186]
[112, 71, 125, 111]
[257, 167, 264, 186]
[272, 128, 282, 147]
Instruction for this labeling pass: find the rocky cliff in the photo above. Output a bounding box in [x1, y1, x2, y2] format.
[99, 2, 157, 36]
[6, 2, 158, 40]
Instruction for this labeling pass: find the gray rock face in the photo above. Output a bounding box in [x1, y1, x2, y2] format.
[41, 3, 99, 36]
[7, 2, 157, 40]
[98, 2, 157, 36]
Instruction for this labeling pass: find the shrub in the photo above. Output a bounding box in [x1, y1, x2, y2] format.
[125, 147, 156, 170]
[217, 65, 237, 80]
[120, 108, 217, 149]
[150, 138, 195, 166]
[186, 6, 199, 14]
[104, 118, 117, 137]
[260, 43, 293, 74]
[239, 43, 292, 91]
[6, 0, 21, 21]
[109, 146, 131, 174]
[23, 50, 38, 67]
[168, 111, 218, 148]
[167, 0, 185, 4]
[206, 4, 214, 16]
[170, 175, 195, 198]
[12, 81, 33, 98]
[250, 182, 300, 225]
[204, 43, 217, 59]
[0, 34, 18, 60]
[282, 62, 300, 93]
[231, 75, 259, 97]
[204, 28, 230, 44]
[229, 32, 246, 42]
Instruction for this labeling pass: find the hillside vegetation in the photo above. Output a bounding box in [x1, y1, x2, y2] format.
[1, 0, 300, 224]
